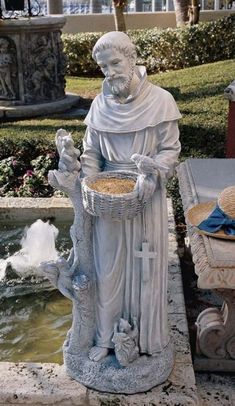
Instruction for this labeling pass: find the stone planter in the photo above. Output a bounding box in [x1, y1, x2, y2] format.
[0, 16, 79, 118]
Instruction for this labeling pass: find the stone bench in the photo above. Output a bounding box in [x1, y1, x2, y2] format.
[177, 158, 235, 371]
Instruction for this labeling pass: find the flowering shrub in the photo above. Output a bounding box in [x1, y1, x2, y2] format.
[0, 153, 58, 198]
[0, 157, 15, 186]
[0, 157, 27, 195]
[63, 15, 235, 76]
[63, 32, 102, 76]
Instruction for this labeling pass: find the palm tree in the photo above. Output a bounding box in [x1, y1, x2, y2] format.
[173, 0, 190, 26]
[112, 0, 128, 32]
[188, 0, 200, 25]
[173, 0, 200, 26]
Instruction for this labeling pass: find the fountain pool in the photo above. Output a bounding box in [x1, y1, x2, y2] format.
[0, 221, 73, 364]
[0, 290, 72, 364]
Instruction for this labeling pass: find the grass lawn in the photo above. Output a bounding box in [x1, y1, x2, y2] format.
[0, 58, 234, 159]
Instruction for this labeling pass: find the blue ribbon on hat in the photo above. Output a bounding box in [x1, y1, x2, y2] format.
[198, 204, 235, 235]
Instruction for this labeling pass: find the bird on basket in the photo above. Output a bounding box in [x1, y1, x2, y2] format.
[131, 153, 170, 176]
[131, 153, 170, 202]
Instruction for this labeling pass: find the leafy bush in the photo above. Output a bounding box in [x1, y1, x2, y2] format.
[63, 15, 235, 76]
[0, 139, 59, 197]
[63, 32, 102, 76]
[0, 137, 56, 162]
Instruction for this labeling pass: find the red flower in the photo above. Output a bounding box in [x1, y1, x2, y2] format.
[23, 170, 34, 178]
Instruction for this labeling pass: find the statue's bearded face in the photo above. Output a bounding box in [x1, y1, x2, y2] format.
[96, 48, 135, 96]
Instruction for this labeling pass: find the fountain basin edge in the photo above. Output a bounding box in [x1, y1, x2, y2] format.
[0, 197, 73, 224]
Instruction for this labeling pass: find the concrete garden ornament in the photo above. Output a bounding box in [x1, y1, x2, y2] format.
[41, 31, 181, 393]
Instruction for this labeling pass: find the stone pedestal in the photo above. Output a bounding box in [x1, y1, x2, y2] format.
[0, 16, 79, 118]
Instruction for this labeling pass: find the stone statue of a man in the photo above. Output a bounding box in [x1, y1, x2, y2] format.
[81, 31, 181, 362]
[44, 31, 181, 393]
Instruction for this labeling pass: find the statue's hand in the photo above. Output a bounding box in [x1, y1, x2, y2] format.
[135, 174, 156, 202]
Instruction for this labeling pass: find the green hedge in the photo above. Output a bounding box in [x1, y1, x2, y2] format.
[63, 15, 235, 76]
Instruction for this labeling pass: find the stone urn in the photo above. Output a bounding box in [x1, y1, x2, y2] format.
[0, 16, 79, 118]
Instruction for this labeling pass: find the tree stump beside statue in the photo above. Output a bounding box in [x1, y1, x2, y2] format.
[41, 32, 181, 393]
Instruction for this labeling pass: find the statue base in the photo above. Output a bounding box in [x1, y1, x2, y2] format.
[0, 93, 80, 119]
[63, 340, 174, 394]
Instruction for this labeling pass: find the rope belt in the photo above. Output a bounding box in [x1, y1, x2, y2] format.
[104, 159, 138, 172]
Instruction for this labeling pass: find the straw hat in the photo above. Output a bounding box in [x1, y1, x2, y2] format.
[187, 186, 235, 240]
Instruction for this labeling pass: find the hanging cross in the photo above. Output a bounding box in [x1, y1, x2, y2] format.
[134, 241, 157, 283]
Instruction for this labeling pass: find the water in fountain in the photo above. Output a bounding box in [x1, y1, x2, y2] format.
[0, 219, 59, 281]
[0, 290, 72, 364]
[0, 221, 72, 363]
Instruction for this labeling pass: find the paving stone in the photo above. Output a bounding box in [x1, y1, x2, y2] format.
[87, 370, 199, 406]
[0, 362, 87, 405]
[195, 372, 235, 406]
[168, 277, 186, 315]
[169, 314, 193, 365]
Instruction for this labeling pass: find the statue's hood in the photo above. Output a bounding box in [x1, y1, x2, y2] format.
[84, 66, 181, 133]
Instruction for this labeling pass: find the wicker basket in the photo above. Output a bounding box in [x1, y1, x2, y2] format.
[81, 171, 145, 220]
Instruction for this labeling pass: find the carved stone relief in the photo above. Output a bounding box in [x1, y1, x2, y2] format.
[0, 36, 18, 100]
[0, 17, 74, 115]
[23, 31, 66, 104]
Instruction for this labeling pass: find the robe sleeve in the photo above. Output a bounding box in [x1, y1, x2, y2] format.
[154, 119, 181, 180]
[80, 127, 104, 177]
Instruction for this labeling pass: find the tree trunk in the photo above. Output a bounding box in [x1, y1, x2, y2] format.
[113, 0, 127, 32]
[188, 0, 200, 25]
[173, 0, 190, 26]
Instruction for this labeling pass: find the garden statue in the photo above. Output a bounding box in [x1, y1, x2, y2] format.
[41, 31, 181, 393]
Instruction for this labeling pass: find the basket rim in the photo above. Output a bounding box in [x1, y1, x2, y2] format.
[82, 171, 139, 198]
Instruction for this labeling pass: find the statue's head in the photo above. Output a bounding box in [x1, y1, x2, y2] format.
[92, 31, 137, 97]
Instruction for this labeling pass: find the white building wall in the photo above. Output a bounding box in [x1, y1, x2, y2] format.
[62, 10, 234, 33]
